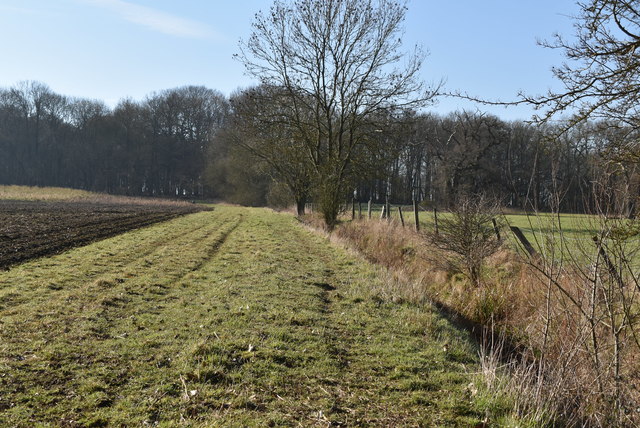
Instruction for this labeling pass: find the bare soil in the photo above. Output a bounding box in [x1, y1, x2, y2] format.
[0, 199, 203, 269]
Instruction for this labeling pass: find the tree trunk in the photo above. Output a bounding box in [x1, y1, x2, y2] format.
[296, 196, 307, 216]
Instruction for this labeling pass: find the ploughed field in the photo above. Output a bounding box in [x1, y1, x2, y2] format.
[0, 199, 201, 270]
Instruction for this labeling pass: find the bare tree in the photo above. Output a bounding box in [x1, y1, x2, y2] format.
[237, 0, 437, 227]
[228, 85, 313, 215]
[523, 1, 640, 146]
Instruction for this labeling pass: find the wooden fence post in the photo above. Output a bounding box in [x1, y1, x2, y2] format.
[367, 199, 372, 220]
[380, 205, 386, 220]
[593, 236, 624, 287]
[351, 198, 356, 220]
[433, 207, 439, 235]
[492, 218, 501, 240]
[398, 206, 405, 227]
[385, 200, 390, 221]
[413, 200, 420, 231]
[510, 226, 537, 257]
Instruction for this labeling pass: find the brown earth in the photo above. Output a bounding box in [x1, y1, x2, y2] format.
[0, 200, 204, 270]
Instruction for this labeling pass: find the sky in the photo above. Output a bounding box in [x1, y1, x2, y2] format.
[0, 0, 580, 121]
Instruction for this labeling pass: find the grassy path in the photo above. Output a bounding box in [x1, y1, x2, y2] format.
[0, 206, 496, 426]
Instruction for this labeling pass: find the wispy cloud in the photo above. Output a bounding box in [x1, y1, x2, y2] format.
[0, 6, 39, 14]
[82, 0, 220, 40]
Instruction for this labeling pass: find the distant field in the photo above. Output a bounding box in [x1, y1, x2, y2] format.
[0, 185, 95, 201]
[357, 203, 627, 259]
[0, 205, 513, 426]
[0, 185, 197, 206]
[502, 212, 599, 255]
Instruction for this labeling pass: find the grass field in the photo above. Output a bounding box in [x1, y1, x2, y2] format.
[360, 204, 625, 259]
[0, 205, 514, 426]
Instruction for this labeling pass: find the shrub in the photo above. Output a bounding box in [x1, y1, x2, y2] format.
[429, 194, 503, 286]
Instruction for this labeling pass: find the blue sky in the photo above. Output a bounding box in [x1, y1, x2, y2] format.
[0, 0, 579, 120]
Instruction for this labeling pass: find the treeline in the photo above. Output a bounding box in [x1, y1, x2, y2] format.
[364, 112, 613, 213]
[0, 81, 633, 212]
[216, 91, 634, 214]
[0, 81, 228, 197]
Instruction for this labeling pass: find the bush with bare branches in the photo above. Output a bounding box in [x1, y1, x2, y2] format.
[428, 194, 503, 287]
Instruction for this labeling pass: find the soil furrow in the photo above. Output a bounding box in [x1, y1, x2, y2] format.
[0, 199, 203, 270]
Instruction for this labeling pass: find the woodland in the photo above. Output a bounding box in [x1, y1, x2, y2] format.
[0, 82, 625, 216]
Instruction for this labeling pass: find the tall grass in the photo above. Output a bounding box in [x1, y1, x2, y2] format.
[313, 211, 640, 426]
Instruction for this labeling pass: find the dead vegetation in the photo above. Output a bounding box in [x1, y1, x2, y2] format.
[306, 205, 640, 427]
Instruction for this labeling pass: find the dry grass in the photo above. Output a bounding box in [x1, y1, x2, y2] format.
[307, 214, 640, 427]
[0, 185, 200, 208]
[326, 218, 522, 323]
[79, 193, 200, 207]
[0, 185, 95, 200]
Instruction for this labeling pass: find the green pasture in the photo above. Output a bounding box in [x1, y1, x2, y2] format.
[0, 204, 522, 426]
[346, 203, 640, 262]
